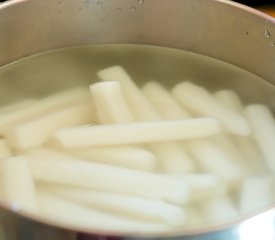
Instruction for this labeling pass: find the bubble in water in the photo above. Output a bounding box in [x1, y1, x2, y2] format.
[138, 0, 144, 4]
[271, 42, 275, 47]
[264, 30, 271, 39]
[116, 8, 122, 13]
[97, 1, 103, 7]
[130, 6, 136, 11]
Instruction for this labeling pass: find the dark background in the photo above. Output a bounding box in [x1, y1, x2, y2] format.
[237, 0, 275, 6]
[0, 0, 274, 6]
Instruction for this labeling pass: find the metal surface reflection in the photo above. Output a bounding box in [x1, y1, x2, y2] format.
[239, 209, 275, 240]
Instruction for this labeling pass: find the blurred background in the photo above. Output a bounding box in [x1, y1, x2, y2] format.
[238, 0, 274, 6]
[236, 0, 275, 17]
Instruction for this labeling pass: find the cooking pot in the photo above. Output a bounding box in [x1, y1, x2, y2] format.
[0, 0, 275, 239]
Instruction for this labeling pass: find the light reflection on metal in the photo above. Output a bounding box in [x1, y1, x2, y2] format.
[239, 209, 275, 240]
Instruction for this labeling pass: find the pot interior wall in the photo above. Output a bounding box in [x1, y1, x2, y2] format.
[0, 0, 275, 83]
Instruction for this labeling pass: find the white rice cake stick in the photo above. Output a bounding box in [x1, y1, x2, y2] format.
[89, 81, 158, 171]
[0, 87, 91, 136]
[245, 105, 275, 174]
[139, 83, 196, 173]
[199, 195, 239, 222]
[98, 66, 196, 174]
[214, 90, 243, 113]
[186, 139, 243, 187]
[143, 83, 244, 178]
[149, 142, 195, 174]
[37, 191, 171, 234]
[90, 81, 134, 124]
[212, 134, 248, 174]
[69, 146, 157, 172]
[98, 66, 160, 121]
[56, 118, 220, 147]
[215, 90, 268, 175]
[240, 177, 274, 214]
[172, 82, 250, 135]
[141, 85, 243, 176]
[142, 82, 191, 120]
[0, 139, 12, 160]
[174, 174, 226, 202]
[244, 177, 275, 211]
[43, 185, 186, 226]
[0, 99, 36, 115]
[27, 148, 191, 205]
[185, 206, 205, 226]
[234, 137, 269, 175]
[2, 156, 38, 212]
[4, 102, 95, 150]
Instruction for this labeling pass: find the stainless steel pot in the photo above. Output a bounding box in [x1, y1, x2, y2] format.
[0, 0, 275, 239]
